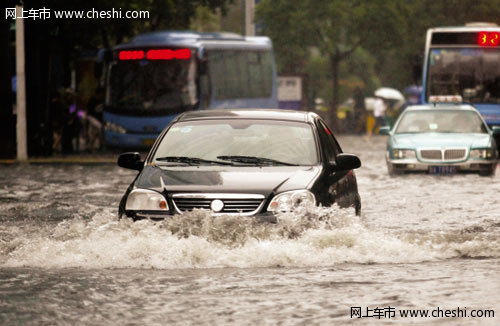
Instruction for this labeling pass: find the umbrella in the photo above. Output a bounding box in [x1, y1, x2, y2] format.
[374, 87, 405, 101]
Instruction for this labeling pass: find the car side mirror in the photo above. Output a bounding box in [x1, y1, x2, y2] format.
[379, 126, 391, 135]
[329, 153, 361, 172]
[491, 126, 500, 135]
[118, 152, 143, 171]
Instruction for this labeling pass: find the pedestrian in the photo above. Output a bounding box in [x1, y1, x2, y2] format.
[61, 89, 82, 154]
[367, 96, 387, 139]
[353, 87, 366, 135]
[50, 89, 66, 153]
[85, 88, 105, 152]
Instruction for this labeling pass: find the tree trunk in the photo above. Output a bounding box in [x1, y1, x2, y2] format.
[329, 53, 339, 130]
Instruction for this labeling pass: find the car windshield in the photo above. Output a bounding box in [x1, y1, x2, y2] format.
[396, 110, 488, 134]
[428, 48, 500, 103]
[108, 57, 197, 114]
[153, 119, 318, 166]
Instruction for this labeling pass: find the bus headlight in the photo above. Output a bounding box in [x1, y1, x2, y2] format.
[268, 190, 316, 212]
[393, 149, 416, 159]
[125, 189, 168, 211]
[470, 149, 493, 159]
[105, 121, 127, 134]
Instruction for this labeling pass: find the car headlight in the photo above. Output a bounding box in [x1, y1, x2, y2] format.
[392, 149, 416, 159]
[268, 190, 316, 213]
[470, 149, 493, 159]
[105, 121, 127, 134]
[125, 189, 168, 211]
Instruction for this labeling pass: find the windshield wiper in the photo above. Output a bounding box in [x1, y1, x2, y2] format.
[217, 155, 298, 166]
[155, 156, 234, 166]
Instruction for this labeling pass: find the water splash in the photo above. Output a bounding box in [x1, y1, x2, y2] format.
[1, 205, 498, 269]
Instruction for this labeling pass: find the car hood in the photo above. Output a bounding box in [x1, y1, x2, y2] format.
[134, 165, 322, 197]
[392, 133, 492, 149]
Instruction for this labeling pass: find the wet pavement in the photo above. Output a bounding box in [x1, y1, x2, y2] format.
[0, 135, 499, 325]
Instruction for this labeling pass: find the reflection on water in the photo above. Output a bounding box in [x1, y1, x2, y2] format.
[0, 135, 499, 324]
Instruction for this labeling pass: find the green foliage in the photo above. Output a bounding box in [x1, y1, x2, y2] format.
[256, 0, 405, 118]
[255, 0, 310, 74]
[189, 6, 222, 32]
[256, 0, 500, 113]
[23, 0, 233, 48]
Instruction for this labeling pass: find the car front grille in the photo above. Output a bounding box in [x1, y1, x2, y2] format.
[419, 148, 467, 162]
[444, 149, 466, 160]
[420, 150, 442, 160]
[171, 193, 265, 215]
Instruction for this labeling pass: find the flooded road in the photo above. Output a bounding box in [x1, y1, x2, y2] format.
[1, 136, 499, 325]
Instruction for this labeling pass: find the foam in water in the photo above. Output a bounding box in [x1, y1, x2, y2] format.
[0, 205, 498, 269]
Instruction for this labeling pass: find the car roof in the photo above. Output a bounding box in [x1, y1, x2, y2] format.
[174, 109, 319, 123]
[404, 104, 479, 112]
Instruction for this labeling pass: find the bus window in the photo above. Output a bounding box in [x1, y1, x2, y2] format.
[108, 56, 197, 115]
[207, 50, 273, 100]
[200, 74, 210, 109]
[428, 48, 500, 103]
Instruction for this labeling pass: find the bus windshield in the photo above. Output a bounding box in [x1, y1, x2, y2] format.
[108, 58, 197, 114]
[427, 48, 500, 104]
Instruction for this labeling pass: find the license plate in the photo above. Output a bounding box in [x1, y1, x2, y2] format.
[429, 166, 457, 175]
[141, 139, 155, 146]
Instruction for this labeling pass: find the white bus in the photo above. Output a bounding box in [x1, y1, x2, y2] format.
[422, 23, 500, 145]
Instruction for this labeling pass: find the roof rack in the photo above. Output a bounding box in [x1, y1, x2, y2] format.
[428, 95, 463, 104]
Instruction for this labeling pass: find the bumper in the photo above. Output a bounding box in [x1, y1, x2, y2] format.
[386, 157, 497, 173]
[124, 210, 278, 223]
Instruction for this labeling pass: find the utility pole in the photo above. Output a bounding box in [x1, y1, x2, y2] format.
[16, 5, 27, 160]
[244, 0, 255, 36]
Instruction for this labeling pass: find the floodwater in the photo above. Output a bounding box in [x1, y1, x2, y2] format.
[0, 136, 499, 325]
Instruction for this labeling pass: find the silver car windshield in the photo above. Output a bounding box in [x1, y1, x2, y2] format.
[396, 110, 488, 134]
[153, 119, 318, 166]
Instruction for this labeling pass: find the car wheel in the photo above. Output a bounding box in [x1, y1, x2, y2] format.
[354, 199, 361, 216]
[387, 162, 403, 176]
[479, 164, 496, 177]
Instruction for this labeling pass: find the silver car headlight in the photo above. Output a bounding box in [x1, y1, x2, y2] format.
[126, 189, 168, 211]
[268, 190, 316, 213]
[470, 149, 493, 159]
[392, 149, 416, 159]
[105, 121, 127, 134]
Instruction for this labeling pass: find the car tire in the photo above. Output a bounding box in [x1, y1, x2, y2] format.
[479, 164, 496, 177]
[354, 199, 361, 216]
[387, 162, 403, 176]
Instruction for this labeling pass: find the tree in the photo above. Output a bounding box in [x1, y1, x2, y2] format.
[190, 6, 222, 32]
[20, 0, 233, 48]
[256, 0, 405, 125]
[10, 0, 233, 155]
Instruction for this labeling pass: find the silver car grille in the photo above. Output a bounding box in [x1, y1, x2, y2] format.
[171, 193, 265, 215]
[444, 149, 466, 160]
[420, 149, 442, 160]
[419, 148, 467, 162]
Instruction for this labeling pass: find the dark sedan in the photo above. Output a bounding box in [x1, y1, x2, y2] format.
[117, 109, 361, 222]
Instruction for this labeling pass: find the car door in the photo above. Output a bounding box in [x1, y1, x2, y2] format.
[314, 118, 361, 214]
